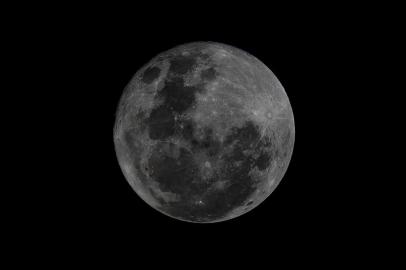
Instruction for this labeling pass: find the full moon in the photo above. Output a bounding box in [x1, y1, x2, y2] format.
[114, 42, 295, 223]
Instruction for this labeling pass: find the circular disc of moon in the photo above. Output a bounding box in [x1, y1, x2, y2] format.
[114, 42, 295, 223]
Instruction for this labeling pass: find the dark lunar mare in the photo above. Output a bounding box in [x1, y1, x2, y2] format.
[144, 52, 210, 140]
[141, 66, 161, 84]
[148, 143, 198, 195]
[168, 54, 197, 75]
[200, 67, 217, 81]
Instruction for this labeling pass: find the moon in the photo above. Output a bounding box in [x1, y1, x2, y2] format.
[114, 42, 295, 223]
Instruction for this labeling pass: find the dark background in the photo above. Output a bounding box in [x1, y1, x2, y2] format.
[13, 4, 391, 259]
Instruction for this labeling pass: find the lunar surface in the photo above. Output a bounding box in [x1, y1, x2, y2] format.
[114, 42, 295, 223]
